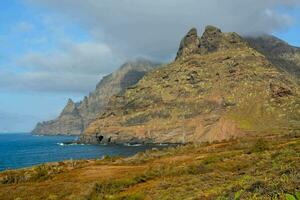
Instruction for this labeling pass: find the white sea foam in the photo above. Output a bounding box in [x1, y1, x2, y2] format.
[123, 143, 143, 147]
[57, 142, 81, 146]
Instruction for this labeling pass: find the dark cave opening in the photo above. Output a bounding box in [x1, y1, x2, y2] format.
[96, 134, 104, 143]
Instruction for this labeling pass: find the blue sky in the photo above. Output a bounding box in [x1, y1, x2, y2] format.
[0, 0, 94, 132]
[0, 0, 300, 132]
[275, 6, 300, 46]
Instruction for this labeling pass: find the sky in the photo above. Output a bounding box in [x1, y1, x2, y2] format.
[0, 0, 300, 132]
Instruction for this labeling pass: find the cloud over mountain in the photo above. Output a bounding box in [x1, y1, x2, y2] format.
[0, 39, 122, 93]
[27, 0, 300, 59]
[2, 0, 300, 93]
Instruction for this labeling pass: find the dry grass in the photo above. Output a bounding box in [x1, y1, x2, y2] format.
[0, 133, 299, 200]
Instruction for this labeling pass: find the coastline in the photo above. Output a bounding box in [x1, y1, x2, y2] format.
[1, 133, 299, 199]
[0, 133, 165, 172]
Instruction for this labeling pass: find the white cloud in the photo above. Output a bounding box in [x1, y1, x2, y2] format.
[19, 40, 120, 74]
[0, 39, 123, 93]
[0, 70, 104, 93]
[3, 0, 299, 94]
[26, 0, 300, 60]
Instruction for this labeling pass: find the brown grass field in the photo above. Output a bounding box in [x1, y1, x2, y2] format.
[0, 133, 299, 200]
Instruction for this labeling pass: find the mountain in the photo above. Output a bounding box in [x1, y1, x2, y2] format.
[32, 59, 159, 135]
[246, 34, 300, 79]
[80, 26, 300, 144]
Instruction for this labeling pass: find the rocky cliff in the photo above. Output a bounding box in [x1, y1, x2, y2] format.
[80, 26, 300, 144]
[32, 59, 159, 135]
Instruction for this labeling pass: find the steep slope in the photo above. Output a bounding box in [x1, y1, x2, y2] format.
[32, 59, 159, 135]
[81, 26, 300, 144]
[246, 34, 300, 79]
[33, 99, 84, 135]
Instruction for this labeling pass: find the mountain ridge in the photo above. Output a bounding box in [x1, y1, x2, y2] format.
[32, 59, 159, 135]
[32, 28, 300, 137]
[245, 34, 300, 79]
[80, 25, 300, 144]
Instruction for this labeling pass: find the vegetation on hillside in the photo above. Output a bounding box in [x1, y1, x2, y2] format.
[82, 26, 300, 144]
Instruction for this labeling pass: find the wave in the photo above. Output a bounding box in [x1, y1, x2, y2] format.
[123, 143, 143, 147]
[56, 142, 87, 146]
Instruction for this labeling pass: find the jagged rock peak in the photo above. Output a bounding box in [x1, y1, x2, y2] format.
[176, 25, 246, 60]
[186, 27, 198, 36]
[202, 25, 222, 36]
[60, 98, 78, 116]
[67, 98, 75, 105]
[175, 27, 200, 60]
[198, 25, 224, 54]
[199, 25, 245, 54]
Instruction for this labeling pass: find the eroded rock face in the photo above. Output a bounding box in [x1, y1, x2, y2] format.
[270, 83, 292, 98]
[32, 59, 159, 135]
[33, 99, 84, 135]
[80, 25, 300, 144]
[176, 28, 200, 60]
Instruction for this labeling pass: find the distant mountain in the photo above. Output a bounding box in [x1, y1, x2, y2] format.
[32, 59, 159, 135]
[80, 26, 300, 144]
[246, 35, 300, 79]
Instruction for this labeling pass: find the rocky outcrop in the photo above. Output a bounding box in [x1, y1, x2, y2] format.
[80, 26, 300, 144]
[198, 25, 244, 54]
[176, 26, 245, 60]
[175, 28, 200, 60]
[33, 99, 84, 135]
[32, 59, 159, 135]
[246, 35, 300, 79]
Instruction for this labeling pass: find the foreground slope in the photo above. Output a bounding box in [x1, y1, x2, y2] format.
[32, 59, 158, 135]
[1, 134, 299, 199]
[81, 26, 300, 144]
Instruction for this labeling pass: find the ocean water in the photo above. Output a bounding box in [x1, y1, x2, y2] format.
[0, 133, 161, 171]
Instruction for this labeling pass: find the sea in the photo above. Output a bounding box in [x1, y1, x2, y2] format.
[0, 133, 163, 171]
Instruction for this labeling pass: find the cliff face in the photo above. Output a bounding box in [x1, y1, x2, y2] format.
[246, 35, 300, 79]
[32, 59, 159, 135]
[33, 99, 84, 135]
[81, 26, 300, 144]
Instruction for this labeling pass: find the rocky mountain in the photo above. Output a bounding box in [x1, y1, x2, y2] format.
[32, 59, 159, 135]
[246, 34, 300, 79]
[80, 26, 300, 144]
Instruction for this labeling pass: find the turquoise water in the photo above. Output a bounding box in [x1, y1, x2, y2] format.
[0, 133, 160, 171]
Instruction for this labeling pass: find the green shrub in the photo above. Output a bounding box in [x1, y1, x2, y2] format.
[247, 139, 269, 154]
[32, 165, 49, 181]
[94, 179, 137, 195]
[295, 192, 300, 200]
[1, 173, 18, 184]
[185, 163, 211, 175]
[286, 194, 297, 200]
[234, 190, 243, 200]
[202, 155, 222, 165]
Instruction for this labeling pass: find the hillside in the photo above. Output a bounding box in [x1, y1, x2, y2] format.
[246, 35, 300, 79]
[32, 59, 159, 135]
[80, 26, 300, 144]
